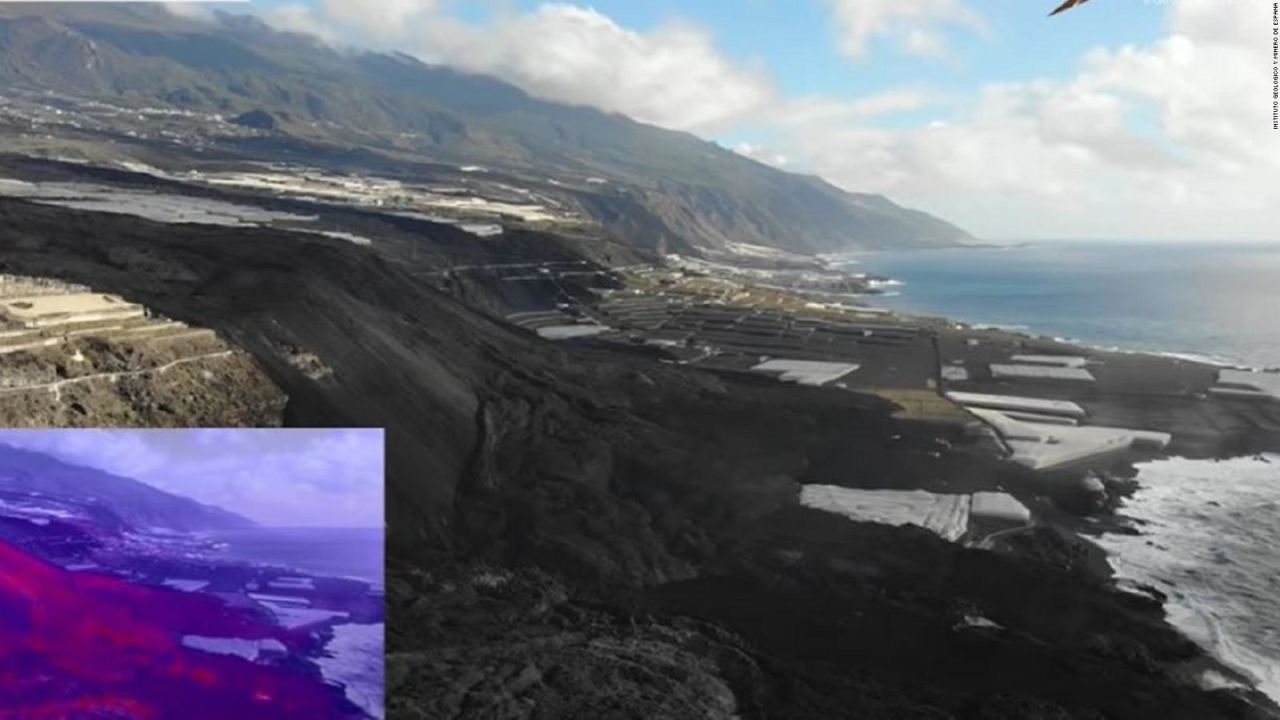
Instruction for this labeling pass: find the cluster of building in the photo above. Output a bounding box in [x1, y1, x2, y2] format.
[196, 165, 575, 229]
[495, 258, 1280, 548]
[799, 485, 1032, 543]
[949, 391, 1171, 471]
[1211, 369, 1280, 402]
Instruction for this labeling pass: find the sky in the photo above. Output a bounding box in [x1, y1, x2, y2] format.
[0, 429, 384, 528]
[221, 0, 1276, 241]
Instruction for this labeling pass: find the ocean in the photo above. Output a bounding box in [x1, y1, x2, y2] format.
[857, 240, 1280, 701]
[201, 526, 384, 585]
[854, 241, 1280, 369]
[1095, 455, 1280, 701]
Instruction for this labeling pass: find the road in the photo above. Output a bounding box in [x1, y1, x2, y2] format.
[0, 350, 234, 400]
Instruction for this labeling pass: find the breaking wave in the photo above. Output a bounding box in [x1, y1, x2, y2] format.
[1096, 455, 1280, 702]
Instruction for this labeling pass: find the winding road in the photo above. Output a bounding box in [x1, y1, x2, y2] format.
[0, 350, 234, 401]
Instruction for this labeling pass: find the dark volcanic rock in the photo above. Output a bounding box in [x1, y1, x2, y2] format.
[231, 109, 278, 130]
[0, 196, 495, 549]
[387, 564, 759, 720]
[2, 193, 1277, 720]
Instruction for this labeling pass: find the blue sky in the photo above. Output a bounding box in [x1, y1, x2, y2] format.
[0, 429, 384, 528]
[450, 0, 1169, 103]
[250, 0, 1273, 240]
[574, 0, 1174, 146]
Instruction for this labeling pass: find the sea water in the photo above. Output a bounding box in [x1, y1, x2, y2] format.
[202, 526, 385, 717]
[856, 240, 1280, 701]
[1096, 455, 1280, 701]
[855, 241, 1280, 369]
[202, 526, 384, 585]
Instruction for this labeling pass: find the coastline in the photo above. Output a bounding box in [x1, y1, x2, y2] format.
[200, 526, 385, 585]
[6, 167, 1277, 719]
[879, 301, 1263, 373]
[851, 241, 1280, 373]
[1094, 453, 1280, 705]
[858, 284, 1280, 707]
[956, 318, 1255, 372]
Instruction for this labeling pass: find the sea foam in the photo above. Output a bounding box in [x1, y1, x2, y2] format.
[1096, 454, 1280, 703]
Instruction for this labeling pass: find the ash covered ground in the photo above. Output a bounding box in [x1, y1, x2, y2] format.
[0, 147, 1277, 720]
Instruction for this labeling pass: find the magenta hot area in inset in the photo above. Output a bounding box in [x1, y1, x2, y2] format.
[0, 428, 386, 719]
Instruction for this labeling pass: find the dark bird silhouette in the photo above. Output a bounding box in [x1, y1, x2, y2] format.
[1050, 0, 1092, 15]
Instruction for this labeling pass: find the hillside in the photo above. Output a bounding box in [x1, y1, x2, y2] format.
[0, 4, 972, 254]
[2, 183, 1276, 718]
[0, 444, 255, 531]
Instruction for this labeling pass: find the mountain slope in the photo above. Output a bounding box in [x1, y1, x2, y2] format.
[0, 4, 973, 254]
[3, 189, 1275, 720]
[0, 444, 255, 531]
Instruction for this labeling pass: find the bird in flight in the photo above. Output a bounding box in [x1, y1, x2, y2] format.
[1050, 0, 1092, 15]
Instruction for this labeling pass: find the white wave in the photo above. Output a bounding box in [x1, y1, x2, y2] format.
[318, 623, 385, 719]
[993, 325, 1252, 370]
[971, 323, 1032, 332]
[854, 284, 1264, 369]
[1002, 329, 1256, 370]
[1097, 455, 1280, 703]
[1076, 342, 1252, 370]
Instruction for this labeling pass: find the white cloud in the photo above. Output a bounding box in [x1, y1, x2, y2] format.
[0, 429, 384, 528]
[763, 90, 931, 127]
[256, 2, 923, 142]
[262, 3, 342, 45]
[825, 0, 985, 59]
[253, 0, 1273, 239]
[260, 2, 771, 132]
[734, 141, 789, 166]
[263, 0, 437, 45]
[421, 5, 771, 131]
[766, 0, 1278, 240]
[161, 3, 215, 22]
[319, 0, 437, 41]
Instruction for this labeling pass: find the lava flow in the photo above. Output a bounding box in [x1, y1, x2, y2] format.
[0, 539, 360, 719]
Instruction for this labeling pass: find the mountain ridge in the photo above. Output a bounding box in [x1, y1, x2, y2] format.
[0, 4, 974, 254]
[0, 443, 256, 532]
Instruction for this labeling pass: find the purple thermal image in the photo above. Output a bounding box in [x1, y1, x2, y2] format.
[0, 429, 385, 719]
